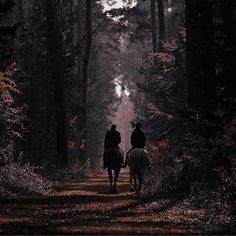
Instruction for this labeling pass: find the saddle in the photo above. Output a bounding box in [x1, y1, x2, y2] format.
[104, 147, 124, 166]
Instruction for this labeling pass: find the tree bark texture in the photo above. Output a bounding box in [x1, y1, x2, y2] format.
[45, 0, 68, 165]
[80, 0, 92, 162]
[157, 0, 165, 49]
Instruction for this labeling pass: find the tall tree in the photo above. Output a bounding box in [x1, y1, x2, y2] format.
[80, 0, 92, 162]
[45, 0, 68, 165]
[157, 0, 165, 49]
[18, 0, 76, 166]
[150, 0, 158, 55]
[76, 0, 84, 157]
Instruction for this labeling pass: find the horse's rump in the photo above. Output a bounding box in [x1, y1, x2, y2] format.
[127, 148, 149, 194]
[104, 148, 124, 169]
[127, 148, 148, 171]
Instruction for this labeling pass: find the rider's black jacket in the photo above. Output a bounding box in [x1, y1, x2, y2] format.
[104, 129, 121, 150]
[131, 128, 146, 148]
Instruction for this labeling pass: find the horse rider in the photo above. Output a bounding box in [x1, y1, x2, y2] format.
[131, 122, 146, 149]
[123, 123, 151, 168]
[102, 124, 121, 169]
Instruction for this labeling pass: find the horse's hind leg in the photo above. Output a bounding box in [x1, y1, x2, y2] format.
[133, 171, 138, 194]
[107, 168, 113, 193]
[130, 169, 135, 192]
[137, 170, 144, 195]
[113, 168, 120, 193]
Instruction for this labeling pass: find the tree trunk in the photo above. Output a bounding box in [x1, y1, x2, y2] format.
[157, 0, 165, 49]
[151, 0, 158, 54]
[80, 0, 92, 163]
[45, 0, 68, 166]
[77, 0, 83, 87]
[76, 0, 84, 157]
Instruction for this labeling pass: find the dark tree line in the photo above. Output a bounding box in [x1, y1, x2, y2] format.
[185, 0, 236, 165]
[17, 0, 76, 166]
[0, 0, 122, 173]
[112, 0, 236, 197]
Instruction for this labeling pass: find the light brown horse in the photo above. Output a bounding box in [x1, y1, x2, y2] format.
[127, 148, 149, 195]
[104, 148, 124, 193]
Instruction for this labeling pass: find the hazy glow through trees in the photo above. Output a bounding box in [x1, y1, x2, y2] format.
[101, 0, 137, 11]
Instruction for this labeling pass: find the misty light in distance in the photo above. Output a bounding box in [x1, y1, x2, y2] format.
[101, 0, 137, 11]
[114, 75, 130, 97]
[101, 1, 133, 96]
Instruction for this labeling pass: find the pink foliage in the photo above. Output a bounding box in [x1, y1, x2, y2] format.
[0, 63, 24, 160]
[0, 162, 54, 198]
[0, 63, 18, 107]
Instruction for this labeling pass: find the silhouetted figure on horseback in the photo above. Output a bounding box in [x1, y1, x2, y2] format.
[123, 123, 151, 195]
[104, 124, 121, 155]
[131, 122, 146, 149]
[103, 124, 124, 193]
[123, 123, 148, 166]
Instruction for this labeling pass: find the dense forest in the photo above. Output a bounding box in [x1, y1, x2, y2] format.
[0, 0, 236, 234]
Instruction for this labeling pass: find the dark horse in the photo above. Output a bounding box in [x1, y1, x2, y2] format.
[104, 148, 124, 193]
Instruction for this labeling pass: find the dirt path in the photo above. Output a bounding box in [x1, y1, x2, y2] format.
[0, 171, 205, 235]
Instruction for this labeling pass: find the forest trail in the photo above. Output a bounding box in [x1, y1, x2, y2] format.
[0, 172, 205, 235]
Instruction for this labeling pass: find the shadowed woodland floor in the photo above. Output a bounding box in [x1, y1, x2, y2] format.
[0, 171, 221, 235]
